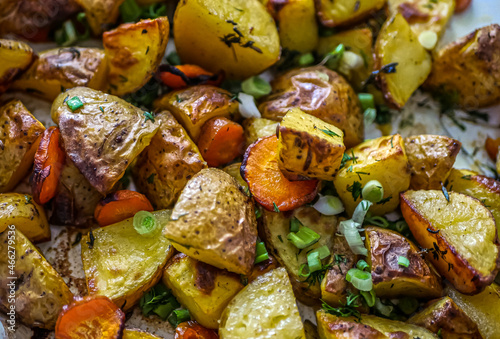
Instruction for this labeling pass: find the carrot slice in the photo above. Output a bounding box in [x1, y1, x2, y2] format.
[31, 126, 65, 205]
[55, 295, 125, 339]
[94, 190, 154, 227]
[175, 321, 219, 339]
[241, 135, 319, 212]
[197, 117, 245, 167]
[159, 64, 222, 89]
[455, 0, 472, 13]
[485, 137, 500, 161]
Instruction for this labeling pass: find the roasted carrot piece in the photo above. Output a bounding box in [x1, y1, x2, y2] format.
[197, 117, 245, 167]
[175, 321, 219, 339]
[485, 137, 500, 161]
[455, 0, 472, 13]
[241, 135, 319, 212]
[94, 190, 154, 227]
[31, 126, 65, 205]
[55, 295, 125, 339]
[160, 64, 222, 89]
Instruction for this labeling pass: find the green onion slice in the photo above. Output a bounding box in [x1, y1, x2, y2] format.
[346, 268, 372, 291]
[397, 297, 419, 315]
[360, 290, 376, 307]
[287, 226, 321, 249]
[168, 309, 190, 328]
[363, 108, 377, 127]
[307, 251, 322, 273]
[254, 242, 269, 264]
[66, 96, 83, 111]
[298, 263, 311, 278]
[241, 76, 271, 99]
[313, 245, 331, 260]
[352, 200, 373, 224]
[133, 211, 158, 236]
[290, 217, 302, 232]
[298, 53, 315, 66]
[339, 220, 367, 256]
[362, 180, 384, 203]
[375, 298, 393, 317]
[398, 256, 410, 268]
[325, 44, 345, 70]
[356, 259, 369, 271]
[358, 93, 375, 111]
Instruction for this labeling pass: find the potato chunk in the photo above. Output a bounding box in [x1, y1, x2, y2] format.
[123, 329, 163, 339]
[334, 134, 411, 216]
[404, 135, 461, 190]
[103, 17, 170, 96]
[165, 168, 257, 275]
[0, 39, 34, 93]
[243, 117, 279, 147]
[219, 268, 305, 339]
[315, 0, 386, 28]
[401, 190, 500, 294]
[81, 210, 174, 311]
[51, 87, 161, 195]
[162, 253, 244, 329]
[133, 111, 207, 209]
[277, 108, 345, 181]
[75, 0, 125, 35]
[0, 100, 45, 192]
[375, 13, 432, 108]
[0, 228, 74, 329]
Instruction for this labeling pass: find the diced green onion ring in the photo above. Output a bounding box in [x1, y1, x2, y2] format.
[398, 256, 410, 268]
[168, 309, 190, 328]
[287, 226, 321, 249]
[66, 96, 83, 111]
[133, 210, 158, 236]
[358, 93, 375, 111]
[360, 290, 376, 307]
[254, 242, 269, 264]
[362, 180, 384, 203]
[356, 259, 369, 271]
[241, 76, 271, 99]
[307, 251, 322, 273]
[290, 217, 302, 232]
[346, 268, 372, 291]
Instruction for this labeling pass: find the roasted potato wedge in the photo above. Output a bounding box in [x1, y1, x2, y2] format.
[315, 0, 386, 28]
[259, 66, 363, 148]
[81, 209, 174, 311]
[304, 320, 320, 339]
[425, 24, 500, 108]
[408, 296, 482, 338]
[222, 162, 247, 190]
[12, 47, 108, 101]
[261, 206, 337, 304]
[154, 85, 240, 142]
[404, 134, 461, 190]
[242, 117, 279, 147]
[103, 17, 170, 96]
[75, 0, 125, 35]
[173, 0, 280, 79]
[334, 134, 411, 216]
[133, 111, 207, 209]
[164, 168, 257, 275]
[365, 226, 443, 298]
[0, 39, 34, 93]
[0, 100, 45, 193]
[0, 227, 74, 329]
[162, 253, 244, 329]
[51, 87, 161, 195]
[123, 329, 163, 339]
[375, 13, 432, 109]
[219, 267, 306, 339]
[277, 108, 345, 181]
[401, 190, 500, 294]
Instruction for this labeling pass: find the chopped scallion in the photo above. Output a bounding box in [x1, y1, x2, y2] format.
[358, 93, 375, 111]
[168, 309, 190, 328]
[298, 53, 315, 66]
[307, 251, 322, 273]
[287, 226, 321, 249]
[66, 96, 83, 111]
[361, 180, 384, 203]
[356, 259, 369, 271]
[325, 44, 345, 70]
[312, 245, 331, 260]
[360, 290, 376, 307]
[346, 268, 372, 291]
[241, 76, 271, 99]
[290, 217, 302, 232]
[254, 242, 269, 264]
[133, 211, 158, 236]
[398, 256, 410, 268]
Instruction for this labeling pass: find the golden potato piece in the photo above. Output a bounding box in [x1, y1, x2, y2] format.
[75, 0, 125, 35]
[259, 66, 363, 148]
[401, 190, 500, 294]
[0, 100, 44, 193]
[219, 267, 305, 339]
[222, 162, 247, 190]
[315, 0, 385, 28]
[103, 17, 170, 96]
[334, 134, 411, 216]
[165, 168, 257, 275]
[425, 24, 500, 108]
[162, 253, 244, 329]
[0, 39, 34, 93]
[242, 117, 279, 147]
[304, 320, 319, 339]
[404, 134, 461, 190]
[375, 13, 432, 108]
[12, 47, 108, 101]
[133, 111, 207, 209]
[52, 87, 160, 195]
[365, 226, 443, 298]
[154, 85, 240, 142]
[408, 296, 482, 338]
[81, 209, 174, 311]
[122, 329, 163, 339]
[0, 228, 73, 329]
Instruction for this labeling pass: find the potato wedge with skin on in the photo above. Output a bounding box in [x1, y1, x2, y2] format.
[375, 13, 432, 109]
[401, 190, 500, 294]
[165, 168, 257, 275]
[408, 296, 482, 338]
[334, 134, 411, 216]
[132, 111, 207, 210]
[219, 267, 306, 339]
[174, 0, 280, 80]
[81, 209, 174, 311]
[162, 253, 244, 329]
[242, 117, 279, 147]
[154, 85, 240, 142]
[404, 135, 461, 190]
[222, 162, 248, 190]
[51, 87, 161, 195]
[0, 100, 45, 193]
[75, 0, 125, 35]
[315, 0, 386, 28]
[0, 227, 74, 329]
[12, 47, 108, 102]
[103, 17, 170, 96]
[365, 226, 443, 298]
[0, 39, 34, 93]
[122, 329, 163, 339]
[259, 66, 363, 148]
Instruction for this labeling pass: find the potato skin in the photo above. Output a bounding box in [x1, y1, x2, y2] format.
[133, 111, 207, 209]
[173, 0, 280, 79]
[315, 0, 386, 28]
[0, 100, 44, 193]
[162, 253, 244, 329]
[165, 168, 257, 275]
[424, 24, 500, 109]
[404, 135, 461, 190]
[259, 66, 363, 148]
[0, 227, 74, 329]
[0, 39, 34, 93]
[75, 0, 125, 35]
[242, 117, 278, 147]
[12, 47, 108, 101]
[122, 329, 163, 339]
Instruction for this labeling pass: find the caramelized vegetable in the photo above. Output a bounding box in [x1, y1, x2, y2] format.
[160, 64, 222, 90]
[485, 137, 500, 161]
[175, 321, 219, 339]
[455, 0, 472, 12]
[94, 190, 154, 227]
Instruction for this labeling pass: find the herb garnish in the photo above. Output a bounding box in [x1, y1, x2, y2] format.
[347, 181, 363, 201]
[321, 293, 361, 320]
[376, 195, 392, 205]
[273, 202, 280, 213]
[87, 230, 95, 249]
[441, 184, 450, 202]
[319, 128, 340, 138]
[143, 111, 156, 123]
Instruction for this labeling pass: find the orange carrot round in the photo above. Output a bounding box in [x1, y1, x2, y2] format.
[485, 137, 500, 161]
[94, 190, 154, 227]
[197, 117, 245, 167]
[241, 135, 319, 212]
[175, 321, 219, 339]
[160, 65, 222, 89]
[31, 126, 65, 205]
[455, 0, 472, 13]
